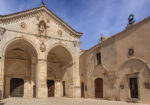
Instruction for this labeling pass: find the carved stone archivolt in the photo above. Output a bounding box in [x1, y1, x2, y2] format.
[40, 42, 46, 52]
[57, 30, 63, 37]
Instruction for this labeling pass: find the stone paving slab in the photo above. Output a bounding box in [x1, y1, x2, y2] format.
[0, 98, 149, 105]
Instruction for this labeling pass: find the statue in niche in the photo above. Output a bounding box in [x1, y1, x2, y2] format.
[39, 20, 47, 35]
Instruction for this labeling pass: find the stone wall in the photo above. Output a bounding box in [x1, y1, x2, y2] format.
[80, 18, 150, 104]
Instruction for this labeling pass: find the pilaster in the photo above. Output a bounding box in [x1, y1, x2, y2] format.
[0, 57, 4, 99]
[36, 58, 47, 98]
[73, 43, 81, 98]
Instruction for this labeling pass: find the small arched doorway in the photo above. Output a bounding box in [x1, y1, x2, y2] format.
[95, 78, 103, 98]
[3, 39, 38, 98]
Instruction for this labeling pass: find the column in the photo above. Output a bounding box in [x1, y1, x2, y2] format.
[55, 80, 61, 97]
[36, 59, 48, 98]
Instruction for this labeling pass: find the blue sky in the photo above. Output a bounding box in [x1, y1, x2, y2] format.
[0, 0, 150, 50]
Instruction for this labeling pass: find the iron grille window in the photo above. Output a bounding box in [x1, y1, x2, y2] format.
[96, 52, 101, 65]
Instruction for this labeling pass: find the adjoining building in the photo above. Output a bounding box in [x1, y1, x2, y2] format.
[80, 16, 150, 104]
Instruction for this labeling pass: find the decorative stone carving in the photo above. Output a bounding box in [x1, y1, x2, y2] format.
[144, 82, 150, 89]
[57, 30, 63, 37]
[47, 18, 50, 23]
[37, 15, 40, 21]
[20, 22, 27, 29]
[128, 48, 134, 56]
[120, 84, 124, 89]
[40, 42, 46, 52]
[73, 41, 80, 47]
[0, 27, 6, 41]
[39, 20, 47, 35]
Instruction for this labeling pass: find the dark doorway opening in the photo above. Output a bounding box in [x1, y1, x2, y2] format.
[33, 85, 36, 98]
[81, 82, 84, 97]
[10, 78, 24, 97]
[95, 78, 103, 98]
[129, 78, 138, 98]
[47, 80, 55, 97]
[62, 81, 65, 96]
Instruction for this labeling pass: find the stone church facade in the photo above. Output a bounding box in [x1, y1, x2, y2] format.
[0, 3, 82, 99]
[0, 2, 150, 105]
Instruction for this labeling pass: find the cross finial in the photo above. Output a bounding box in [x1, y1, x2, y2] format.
[41, 0, 45, 7]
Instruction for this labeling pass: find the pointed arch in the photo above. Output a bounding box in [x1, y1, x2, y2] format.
[2, 37, 39, 58]
[118, 58, 150, 76]
[46, 43, 74, 60]
[3, 37, 39, 98]
[46, 43, 74, 97]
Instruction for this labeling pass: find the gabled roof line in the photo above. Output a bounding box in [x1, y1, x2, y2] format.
[0, 6, 82, 37]
[0, 7, 42, 18]
[82, 16, 150, 54]
[43, 6, 82, 36]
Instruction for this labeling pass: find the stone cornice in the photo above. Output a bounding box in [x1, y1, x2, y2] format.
[0, 6, 82, 38]
[43, 7, 82, 37]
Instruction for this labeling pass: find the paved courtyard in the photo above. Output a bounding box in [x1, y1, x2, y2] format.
[0, 98, 148, 105]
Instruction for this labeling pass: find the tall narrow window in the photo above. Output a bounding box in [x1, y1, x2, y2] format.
[96, 52, 101, 65]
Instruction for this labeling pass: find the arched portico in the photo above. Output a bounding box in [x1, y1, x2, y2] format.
[47, 45, 74, 97]
[3, 39, 38, 98]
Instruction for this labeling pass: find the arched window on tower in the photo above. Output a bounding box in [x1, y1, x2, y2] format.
[39, 20, 47, 35]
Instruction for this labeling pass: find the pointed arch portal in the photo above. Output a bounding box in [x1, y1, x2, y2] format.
[3, 39, 38, 98]
[47, 45, 73, 97]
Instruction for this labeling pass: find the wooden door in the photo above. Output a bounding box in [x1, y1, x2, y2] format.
[129, 78, 138, 98]
[10, 78, 24, 97]
[47, 80, 55, 97]
[81, 82, 84, 97]
[95, 78, 103, 98]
